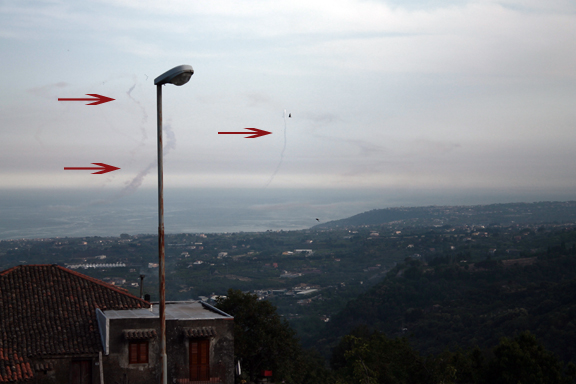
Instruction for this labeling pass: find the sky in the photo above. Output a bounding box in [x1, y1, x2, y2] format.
[1, 0, 576, 200]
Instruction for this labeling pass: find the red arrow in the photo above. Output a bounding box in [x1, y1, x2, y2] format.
[218, 128, 272, 138]
[64, 163, 120, 174]
[58, 94, 115, 105]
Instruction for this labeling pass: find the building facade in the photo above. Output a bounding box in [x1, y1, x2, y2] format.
[98, 302, 234, 384]
[0, 265, 234, 384]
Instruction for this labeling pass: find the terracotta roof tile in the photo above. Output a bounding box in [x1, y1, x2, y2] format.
[0, 348, 33, 382]
[183, 327, 217, 338]
[123, 329, 157, 340]
[0, 265, 150, 382]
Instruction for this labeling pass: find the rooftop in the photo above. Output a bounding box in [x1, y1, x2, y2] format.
[0, 264, 149, 382]
[102, 301, 232, 320]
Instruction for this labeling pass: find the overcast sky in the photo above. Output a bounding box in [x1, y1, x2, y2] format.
[1, 0, 575, 199]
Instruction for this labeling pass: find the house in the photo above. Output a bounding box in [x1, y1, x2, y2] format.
[0, 265, 234, 384]
[97, 301, 234, 384]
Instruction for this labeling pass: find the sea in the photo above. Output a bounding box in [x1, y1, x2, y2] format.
[1, 187, 575, 240]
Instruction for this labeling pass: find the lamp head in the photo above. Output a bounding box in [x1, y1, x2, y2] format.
[154, 65, 194, 86]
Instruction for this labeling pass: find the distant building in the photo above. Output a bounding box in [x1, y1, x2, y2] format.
[280, 272, 302, 278]
[66, 262, 126, 269]
[296, 289, 318, 295]
[103, 277, 126, 286]
[0, 264, 234, 384]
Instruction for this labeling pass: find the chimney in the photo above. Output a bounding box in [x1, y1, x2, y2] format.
[139, 274, 145, 299]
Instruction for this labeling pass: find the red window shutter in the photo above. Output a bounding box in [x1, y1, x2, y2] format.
[138, 342, 148, 364]
[129, 343, 138, 364]
[199, 339, 210, 380]
[190, 339, 210, 381]
[190, 341, 199, 380]
[129, 341, 148, 364]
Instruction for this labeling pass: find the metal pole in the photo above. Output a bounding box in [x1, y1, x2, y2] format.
[157, 84, 167, 384]
[140, 274, 145, 299]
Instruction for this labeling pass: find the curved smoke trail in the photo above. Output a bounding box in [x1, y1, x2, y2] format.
[263, 110, 288, 188]
[88, 119, 177, 206]
[126, 78, 149, 156]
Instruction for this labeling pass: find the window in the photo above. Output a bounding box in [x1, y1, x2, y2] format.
[129, 341, 148, 364]
[190, 339, 210, 381]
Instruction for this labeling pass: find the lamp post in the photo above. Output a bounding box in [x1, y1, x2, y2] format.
[154, 64, 194, 384]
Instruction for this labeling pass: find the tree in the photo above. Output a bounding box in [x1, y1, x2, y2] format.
[331, 329, 433, 384]
[215, 289, 303, 383]
[486, 331, 567, 384]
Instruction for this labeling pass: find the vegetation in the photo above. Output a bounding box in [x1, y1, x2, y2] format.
[331, 328, 576, 384]
[215, 289, 334, 384]
[315, 242, 576, 365]
[3, 201, 576, 382]
[216, 290, 576, 383]
[313, 201, 576, 229]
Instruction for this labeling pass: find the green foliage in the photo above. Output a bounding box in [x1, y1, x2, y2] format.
[332, 330, 576, 384]
[6, 204, 576, 383]
[331, 329, 433, 384]
[314, 201, 576, 229]
[298, 349, 337, 384]
[322, 250, 576, 365]
[216, 289, 300, 382]
[486, 332, 567, 384]
[215, 289, 334, 384]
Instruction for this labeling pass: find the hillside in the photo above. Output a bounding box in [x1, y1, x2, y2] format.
[5, 200, 576, 370]
[312, 201, 576, 229]
[315, 226, 576, 364]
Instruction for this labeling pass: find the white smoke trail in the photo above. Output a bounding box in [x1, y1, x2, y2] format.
[126, 78, 148, 143]
[89, 119, 177, 205]
[126, 78, 149, 159]
[263, 110, 288, 188]
[115, 119, 176, 198]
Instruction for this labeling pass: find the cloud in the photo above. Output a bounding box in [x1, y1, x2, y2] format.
[245, 92, 273, 107]
[95, 0, 576, 39]
[6, 0, 575, 78]
[302, 111, 340, 124]
[27, 82, 69, 98]
[2, 0, 576, 195]
[111, 36, 164, 57]
[411, 139, 461, 155]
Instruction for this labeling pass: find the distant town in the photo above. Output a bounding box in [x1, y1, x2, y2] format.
[2, 201, 576, 336]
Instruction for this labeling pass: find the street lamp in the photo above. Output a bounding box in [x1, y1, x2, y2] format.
[154, 64, 194, 384]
